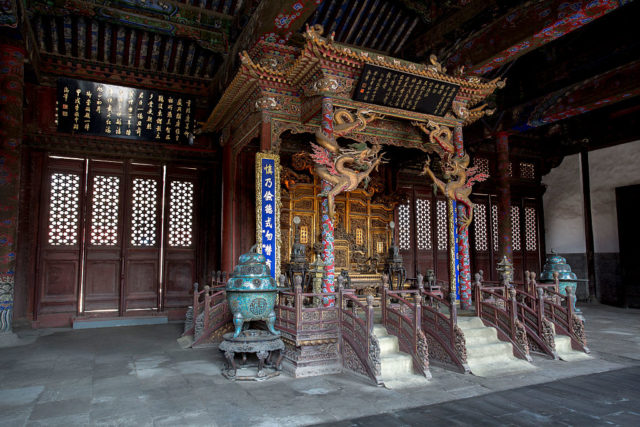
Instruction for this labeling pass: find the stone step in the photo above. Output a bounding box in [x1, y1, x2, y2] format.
[380, 352, 413, 378]
[455, 316, 536, 377]
[555, 334, 592, 361]
[466, 341, 514, 358]
[373, 324, 387, 336]
[377, 335, 399, 356]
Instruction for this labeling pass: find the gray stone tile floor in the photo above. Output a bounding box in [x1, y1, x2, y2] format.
[0, 303, 638, 426]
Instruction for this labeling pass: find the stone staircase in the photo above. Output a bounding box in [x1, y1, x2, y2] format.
[373, 324, 430, 389]
[457, 317, 536, 377]
[553, 324, 591, 361]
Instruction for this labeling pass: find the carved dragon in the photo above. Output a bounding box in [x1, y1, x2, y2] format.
[414, 121, 488, 230]
[311, 108, 385, 219]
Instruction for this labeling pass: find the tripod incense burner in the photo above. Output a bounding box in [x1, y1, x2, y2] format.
[226, 246, 280, 338]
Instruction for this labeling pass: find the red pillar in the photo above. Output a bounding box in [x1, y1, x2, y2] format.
[454, 126, 472, 309]
[0, 44, 25, 333]
[496, 132, 512, 264]
[320, 97, 335, 306]
[221, 143, 235, 273]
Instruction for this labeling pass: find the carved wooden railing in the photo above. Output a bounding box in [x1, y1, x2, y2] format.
[340, 290, 382, 384]
[537, 282, 589, 354]
[381, 279, 431, 379]
[274, 282, 340, 345]
[474, 281, 532, 362]
[513, 286, 558, 359]
[415, 275, 469, 373]
[182, 271, 233, 347]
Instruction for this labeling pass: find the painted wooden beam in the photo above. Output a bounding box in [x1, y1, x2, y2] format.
[28, 0, 232, 53]
[509, 59, 640, 133]
[448, 0, 627, 75]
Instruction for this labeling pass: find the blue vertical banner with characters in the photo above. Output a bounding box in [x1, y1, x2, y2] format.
[256, 153, 281, 279]
[453, 200, 460, 301]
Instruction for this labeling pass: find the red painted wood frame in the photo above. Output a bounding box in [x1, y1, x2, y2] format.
[34, 156, 201, 319]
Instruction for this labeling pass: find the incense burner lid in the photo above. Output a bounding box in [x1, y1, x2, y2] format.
[226, 246, 277, 292]
[540, 252, 577, 282]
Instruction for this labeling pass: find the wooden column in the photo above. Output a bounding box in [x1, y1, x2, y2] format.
[496, 132, 512, 263]
[260, 118, 271, 152]
[221, 143, 235, 273]
[453, 126, 472, 308]
[320, 97, 335, 307]
[0, 44, 25, 333]
[580, 149, 597, 301]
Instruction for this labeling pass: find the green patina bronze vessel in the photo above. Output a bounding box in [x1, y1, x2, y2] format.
[540, 251, 580, 313]
[226, 245, 280, 338]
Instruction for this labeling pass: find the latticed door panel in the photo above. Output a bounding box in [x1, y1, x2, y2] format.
[396, 185, 450, 282]
[37, 158, 85, 314]
[84, 161, 124, 312]
[523, 199, 542, 275]
[124, 164, 162, 311]
[469, 196, 492, 280]
[163, 168, 199, 309]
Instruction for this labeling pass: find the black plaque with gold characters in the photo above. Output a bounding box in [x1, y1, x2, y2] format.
[56, 78, 196, 143]
[353, 64, 459, 117]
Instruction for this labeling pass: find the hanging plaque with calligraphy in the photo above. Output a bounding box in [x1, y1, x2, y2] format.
[353, 64, 460, 117]
[56, 78, 196, 143]
[256, 153, 281, 279]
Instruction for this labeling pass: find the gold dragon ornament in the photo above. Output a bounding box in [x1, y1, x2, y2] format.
[311, 108, 386, 219]
[413, 121, 488, 230]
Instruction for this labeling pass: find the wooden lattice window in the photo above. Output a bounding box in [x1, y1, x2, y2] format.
[131, 178, 158, 247]
[511, 206, 521, 251]
[474, 157, 490, 177]
[491, 204, 498, 252]
[473, 203, 488, 251]
[525, 207, 537, 251]
[300, 225, 309, 244]
[355, 228, 364, 246]
[48, 173, 81, 246]
[168, 181, 194, 247]
[90, 175, 120, 246]
[520, 162, 535, 180]
[416, 198, 432, 250]
[436, 200, 447, 251]
[376, 241, 384, 253]
[398, 203, 411, 250]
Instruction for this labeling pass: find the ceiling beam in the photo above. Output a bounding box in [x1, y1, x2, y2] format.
[27, 0, 233, 53]
[447, 0, 626, 75]
[410, 0, 496, 59]
[507, 59, 640, 134]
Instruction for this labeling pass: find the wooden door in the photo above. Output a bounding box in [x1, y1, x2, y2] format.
[36, 157, 86, 315]
[83, 160, 124, 312]
[470, 195, 492, 280]
[123, 163, 162, 312]
[163, 167, 199, 309]
[397, 185, 451, 283]
[616, 184, 640, 308]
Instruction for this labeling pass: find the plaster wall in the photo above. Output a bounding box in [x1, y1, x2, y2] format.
[588, 139, 640, 253]
[541, 139, 640, 304]
[542, 154, 585, 253]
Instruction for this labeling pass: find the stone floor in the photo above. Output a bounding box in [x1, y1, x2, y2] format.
[0, 303, 638, 426]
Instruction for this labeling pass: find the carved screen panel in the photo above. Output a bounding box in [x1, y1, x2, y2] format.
[436, 200, 447, 251]
[416, 199, 432, 250]
[474, 157, 490, 177]
[520, 162, 535, 180]
[90, 175, 120, 246]
[525, 207, 537, 251]
[48, 173, 81, 246]
[491, 204, 498, 252]
[168, 180, 194, 247]
[398, 203, 411, 251]
[131, 178, 158, 247]
[473, 203, 488, 252]
[511, 206, 521, 251]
